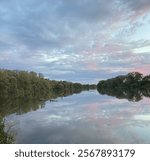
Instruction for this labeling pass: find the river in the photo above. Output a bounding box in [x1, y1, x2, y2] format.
[3, 90, 150, 143]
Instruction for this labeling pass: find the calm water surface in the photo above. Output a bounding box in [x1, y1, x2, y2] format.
[4, 90, 150, 143]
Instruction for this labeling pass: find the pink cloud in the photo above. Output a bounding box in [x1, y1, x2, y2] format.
[129, 5, 150, 22]
[133, 64, 150, 75]
[85, 62, 98, 71]
[94, 43, 126, 53]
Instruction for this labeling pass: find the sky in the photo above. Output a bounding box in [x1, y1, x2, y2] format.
[0, 0, 150, 83]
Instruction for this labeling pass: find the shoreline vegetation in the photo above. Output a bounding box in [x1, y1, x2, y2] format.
[0, 69, 96, 143]
[0, 117, 14, 144]
[1, 70, 150, 143]
[97, 72, 150, 102]
[0, 69, 96, 100]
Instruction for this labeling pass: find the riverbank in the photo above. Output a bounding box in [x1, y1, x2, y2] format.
[0, 69, 96, 100]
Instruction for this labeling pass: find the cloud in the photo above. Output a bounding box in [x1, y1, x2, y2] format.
[121, 0, 150, 21]
[133, 46, 150, 54]
[123, 0, 150, 11]
[56, 0, 117, 22]
[0, 0, 121, 51]
[0, 0, 150, 82]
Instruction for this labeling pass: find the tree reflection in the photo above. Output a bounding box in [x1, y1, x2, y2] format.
[0, 89, 84, 117]
[97, 87, 147, 102]
[97, 72, 150, 102]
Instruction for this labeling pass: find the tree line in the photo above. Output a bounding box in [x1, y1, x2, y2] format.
[0, 69, 96, 143]
[97, 72, 150, 101]
[0, 69, 96, 99]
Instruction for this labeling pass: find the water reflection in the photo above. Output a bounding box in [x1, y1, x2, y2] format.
[0, 89, 82, 117]
[97, 87, 150, 102]
[0, 98, 45, 117]
[3, 90, 150, 144]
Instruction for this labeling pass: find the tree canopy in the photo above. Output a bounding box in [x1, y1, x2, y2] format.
[0, 69, 96, 100]
[97, 72, 150, 102]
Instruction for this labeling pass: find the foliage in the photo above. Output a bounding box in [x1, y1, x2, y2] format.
[97, 72, 150, 102]
[0, 69, 96, 100]
[0, 69, 96, 143]
[0, 117, 14, 144]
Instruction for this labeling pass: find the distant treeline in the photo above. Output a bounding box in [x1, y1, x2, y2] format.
[97, 72, 150, 101]
[0, 69, 96, 99]
[97, 72, 150, 89]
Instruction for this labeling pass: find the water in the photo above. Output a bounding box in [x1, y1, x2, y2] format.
[3, 90, 150, 143]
